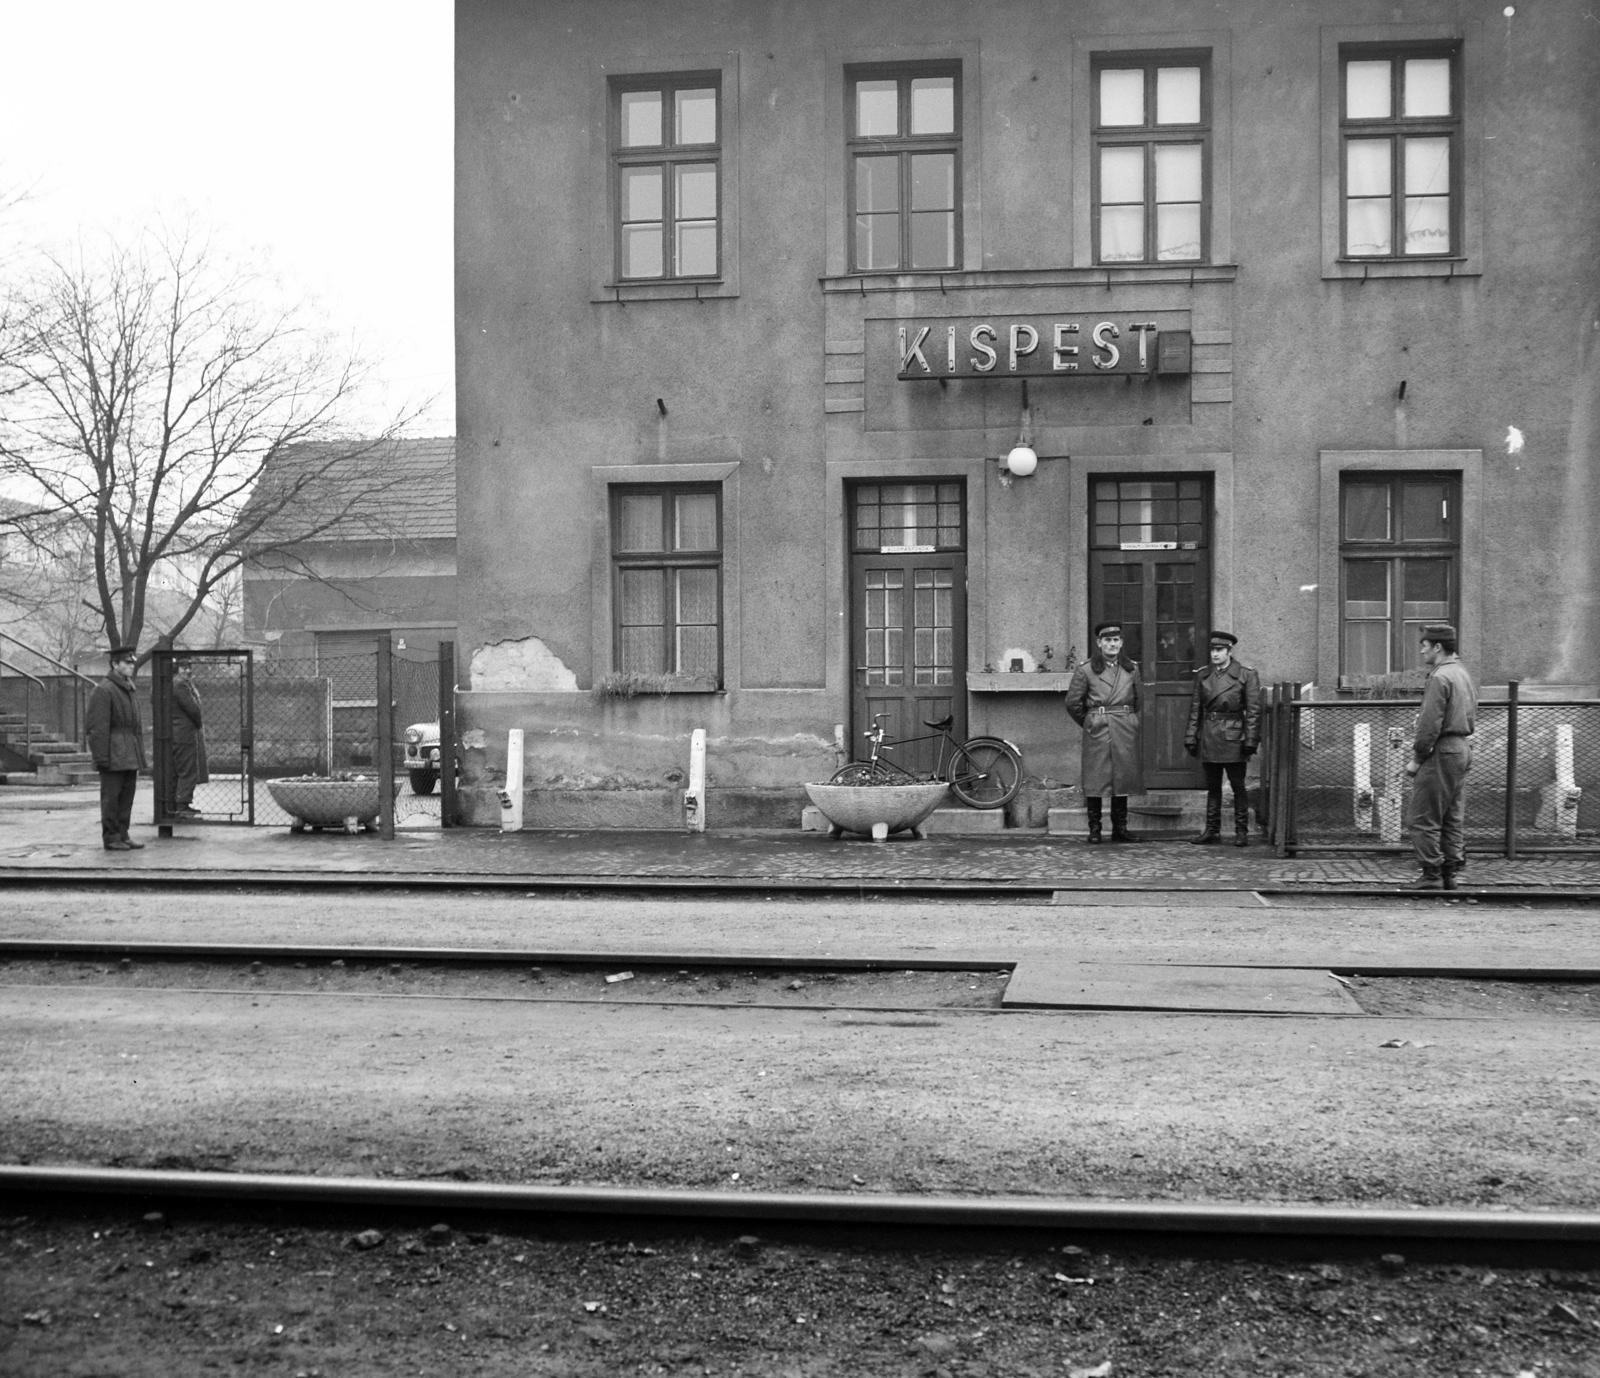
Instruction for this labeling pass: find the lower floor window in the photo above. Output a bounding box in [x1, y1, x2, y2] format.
[612, 485, 722, 679]
[1339, 472, 1458, 680]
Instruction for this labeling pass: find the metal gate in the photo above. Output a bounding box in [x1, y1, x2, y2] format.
[1260, 681, 1600, 857]
[150, 649, 255, 829]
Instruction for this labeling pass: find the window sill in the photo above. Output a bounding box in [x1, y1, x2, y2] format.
[594, 280, 735, 304]
[595, 673, 723, 698]
[968, 671, 1076, 693]
[1324, 257, 1479, 281]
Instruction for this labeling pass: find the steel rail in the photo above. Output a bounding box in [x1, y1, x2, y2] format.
[1, 867, 1597, 901]
[3, 939, 1597, 984]
[4, 1165, 1598, 1245]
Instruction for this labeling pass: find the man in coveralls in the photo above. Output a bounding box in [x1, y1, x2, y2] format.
[1405, 623, 1477, 890]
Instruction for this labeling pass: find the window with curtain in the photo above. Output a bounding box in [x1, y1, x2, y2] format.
[1340, 472, 1460, 679]
[1092, 55, 1209, 265]
[612, 76, 721, 281]
[1341, 45, 1459, 258]
[847, 65, 960, 273]
[611, 486, 722, 680]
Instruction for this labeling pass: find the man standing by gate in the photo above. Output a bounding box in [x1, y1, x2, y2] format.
[1405, 623, 1477, 890]
[86, 645, 147, 852]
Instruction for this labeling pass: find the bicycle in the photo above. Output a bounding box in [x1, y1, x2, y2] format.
[830, 713, 1024, 809]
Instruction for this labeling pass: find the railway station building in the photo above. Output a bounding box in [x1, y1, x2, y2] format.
[451, 0, 1600, 829]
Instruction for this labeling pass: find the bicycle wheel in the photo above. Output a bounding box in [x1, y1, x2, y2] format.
[948, 737, 1022, 809]
[829, 761, 897, 786]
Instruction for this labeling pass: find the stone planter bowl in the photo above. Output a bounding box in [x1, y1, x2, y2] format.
[803, 780, 950, 840]
[266, 776, 381, 833]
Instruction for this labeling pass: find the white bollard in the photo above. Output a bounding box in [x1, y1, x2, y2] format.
[684, 727, 707, 832]
[1537, 723, 1582, 838]
[499, 728, 524, 832]
[1378, 726, 1407, 843]
[1353, 722, 1374, 833]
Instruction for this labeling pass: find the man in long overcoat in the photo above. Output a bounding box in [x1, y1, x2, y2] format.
[1063, 622, 1144, 843]
[86, 645, 147, 851]
[1404, 622, 1476, 889]
[1184, 630, 1263, 846]
[171, 658, 209, 815]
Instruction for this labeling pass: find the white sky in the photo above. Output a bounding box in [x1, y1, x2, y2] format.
[2, 0, 455, 436]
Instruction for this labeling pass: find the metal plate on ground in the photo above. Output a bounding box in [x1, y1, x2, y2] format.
[1003, 961, 1363, 1014]
[1050, 890, 1268, 907]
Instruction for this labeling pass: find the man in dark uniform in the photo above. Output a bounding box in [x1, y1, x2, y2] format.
[1064, 621, 1143, 843]
[85, 645, 147, 852]
[1405, 623, 1477, 890]
[1184, 630, 1262, 847]
[171, 657, 208, 816]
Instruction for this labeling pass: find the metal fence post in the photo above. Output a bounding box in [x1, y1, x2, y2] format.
[1504, 678, 1519, 860]
[438, 640, 457, 829]
[376, 634, 395, 841]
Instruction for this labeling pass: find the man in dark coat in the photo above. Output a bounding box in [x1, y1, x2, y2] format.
[1184, 630, 1262, 846]
[1405, 623, 1477, 890]
[1064, 621, 1144, 843]
[171, 658, 208, 816]
[86, 645, 147, 851]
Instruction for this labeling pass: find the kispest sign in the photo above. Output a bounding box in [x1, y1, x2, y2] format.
[896, 315, 1190, 380]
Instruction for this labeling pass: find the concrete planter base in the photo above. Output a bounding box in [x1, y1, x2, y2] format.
[803, 780, 950, 840]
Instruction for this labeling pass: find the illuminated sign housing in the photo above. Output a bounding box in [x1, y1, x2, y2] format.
[895, 315, 1191, 381]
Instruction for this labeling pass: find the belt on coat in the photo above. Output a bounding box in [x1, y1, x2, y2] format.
[1088, 705, 1134, 714]
[1203, 711, 1244, 720]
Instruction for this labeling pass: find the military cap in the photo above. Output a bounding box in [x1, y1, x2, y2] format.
[1420, 623, 1457, 643]
[1208, 630, 1238, 648]
[1094, 621, 1124, 639]
[108, 645, 138, 660]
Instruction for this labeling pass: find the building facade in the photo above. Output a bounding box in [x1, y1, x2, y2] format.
[454, 0, 1600, 828]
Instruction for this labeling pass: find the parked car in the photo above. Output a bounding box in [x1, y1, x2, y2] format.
[403, 720, 441, 794]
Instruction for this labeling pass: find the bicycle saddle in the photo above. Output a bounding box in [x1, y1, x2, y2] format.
[923, 714, 955, 730]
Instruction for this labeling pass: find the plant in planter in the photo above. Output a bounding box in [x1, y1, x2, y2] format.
[266, 771, 381, 834]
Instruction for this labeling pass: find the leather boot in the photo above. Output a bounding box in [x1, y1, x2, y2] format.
[1233, 795, 1250, 848]
[1085, 796, 1103, 845]
[1413, 865, 1444, 890]
[1441, 863, 1460, 891]
[1190, 796, 1221, 845]
[1110, 796, 1136, 843]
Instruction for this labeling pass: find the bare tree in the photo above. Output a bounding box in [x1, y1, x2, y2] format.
[0, 222, 434, 660]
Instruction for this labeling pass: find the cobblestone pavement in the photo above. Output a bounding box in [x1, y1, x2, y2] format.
[3, 786, 1597, 893]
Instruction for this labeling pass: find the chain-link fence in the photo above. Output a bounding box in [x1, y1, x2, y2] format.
[1262, 684, 1600, 855]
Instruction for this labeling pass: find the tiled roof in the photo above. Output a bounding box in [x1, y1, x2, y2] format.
[244, 437, 456, 545]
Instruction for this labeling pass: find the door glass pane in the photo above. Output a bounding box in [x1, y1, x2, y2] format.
[618, 493, 664, 552]
[674, 493, 718, 550]
[675, 88, 717, 144]
[1403, 57, 1450, 117]
[620, 89, 663, 147]
[855, 80, 898, 137]
[1343, 483, 1390, 541]
[1098, 68, 1144, 126]
[1155, 66, 1200, 124]
[909, 76, 955, 134]
[1345, 59, 1391, 119]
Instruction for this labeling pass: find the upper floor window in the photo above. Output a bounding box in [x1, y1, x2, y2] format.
[1341, 46, 1459, 258]
[612, 77, 721, 281]
[1340, 472, 1459, 679]
[848, 66, 960, 272]
[1092, 57, 1209, 264]
[611, 485, 722, 681]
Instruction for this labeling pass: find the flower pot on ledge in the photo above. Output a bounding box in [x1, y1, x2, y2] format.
[803, 780, 950, 840]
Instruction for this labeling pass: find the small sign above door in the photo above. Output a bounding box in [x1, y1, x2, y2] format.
[881, 544, 936, 554]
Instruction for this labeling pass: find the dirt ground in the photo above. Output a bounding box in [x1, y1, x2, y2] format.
[5, 1206, 1600, 1378]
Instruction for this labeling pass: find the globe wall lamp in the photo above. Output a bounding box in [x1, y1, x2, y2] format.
[998, 381, 1039, 481]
